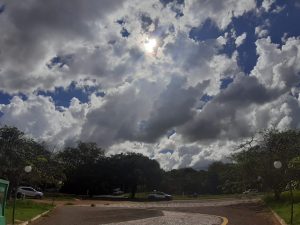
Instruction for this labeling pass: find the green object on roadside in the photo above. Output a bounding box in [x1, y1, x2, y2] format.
[0, 179, 9, 225]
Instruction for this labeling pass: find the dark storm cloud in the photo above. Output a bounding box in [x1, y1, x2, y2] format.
[179, 75, 283, 141]
[79, 77, 209, 147]
[0, 0, 126, 91]
[138, 77, 209, 142]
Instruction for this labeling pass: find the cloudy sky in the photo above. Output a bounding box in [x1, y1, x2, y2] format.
[1, 0, 300, 170]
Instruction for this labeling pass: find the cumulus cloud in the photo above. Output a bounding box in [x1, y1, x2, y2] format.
[0, 0, 300, 170]
[252, 37, 300, 90]
[235, 32, 247, 47]
[0, 95, 88, 147]
[183, 0, 256, 30]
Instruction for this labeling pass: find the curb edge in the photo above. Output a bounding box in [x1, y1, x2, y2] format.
[220, 216, 229, 225]
[269, 208, 288, 225]
[18, 206, 56, 225]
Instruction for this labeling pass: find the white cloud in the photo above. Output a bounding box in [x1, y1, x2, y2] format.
[0, 0, 300, 170]
[235, 32, 247, 47]
[252, 37, 300, 90]
[261, 0, 275, 12]
[255, 26, 269, 38]
[183, 0, 256, 30]
[0, 95, 88, 147]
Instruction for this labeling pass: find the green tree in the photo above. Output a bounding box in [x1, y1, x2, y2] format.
[233, 129, 300, 200]
[0, 126, 64, 194]
[109, 153, 162, 198]
[57, 142, 105, 195]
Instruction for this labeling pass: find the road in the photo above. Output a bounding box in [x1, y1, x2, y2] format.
[32, 199, 281, 225]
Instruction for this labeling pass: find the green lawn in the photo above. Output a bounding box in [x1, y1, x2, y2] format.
[5, 200, 54, 224]
[125, 192, 245, 200]
[264, 190, 300, 225]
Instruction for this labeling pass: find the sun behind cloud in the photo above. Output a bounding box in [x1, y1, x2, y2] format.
[144, 38, 157, 54]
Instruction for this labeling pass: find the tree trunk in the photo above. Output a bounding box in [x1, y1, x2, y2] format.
[130, 184, 137, 199]
[274, 189, 281, 200]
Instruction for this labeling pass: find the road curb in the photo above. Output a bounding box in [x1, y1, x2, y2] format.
[17, 206, 56, 225]
[269, 208, 287, 225]
[198, 213, 228, 225]
[220, 216, 229, 225]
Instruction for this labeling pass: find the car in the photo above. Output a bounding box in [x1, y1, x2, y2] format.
[17, 186, 44, 199]
[113, 188, 124, 195]
[147, 191, 172, 200]
[242, 189, 258, 195]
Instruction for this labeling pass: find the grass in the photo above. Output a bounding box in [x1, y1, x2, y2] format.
[125, 192, 245, 200]
[5, 199, 54, 224]
[264, 190, 300, 225]
[173, 193, 244, 200]
[44, 193, 77, 201]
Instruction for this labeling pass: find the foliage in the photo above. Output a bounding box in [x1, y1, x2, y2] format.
[233, 129, 300, 199]
[264, 190, 300, 225]
[0, 126, 65, 193]
[2, 125, 300, 200]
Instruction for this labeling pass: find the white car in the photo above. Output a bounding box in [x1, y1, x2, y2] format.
[147, 191, 172, 200]
[17, 186, 44, 199]
[242, 189, 258, 195]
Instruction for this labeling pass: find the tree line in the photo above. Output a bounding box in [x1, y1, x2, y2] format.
[0, 125, 299, 199]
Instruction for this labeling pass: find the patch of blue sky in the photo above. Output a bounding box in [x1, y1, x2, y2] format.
[120, 27, 130, 37]
[0, 91, 12, 105]
[200, 94, 213, 102]
[189, 19, 221, 41]
[188, 14, 258, 74]
[160, 0, 184, 6]
[47, 55, 73, 69]
[0, 4, 5, 14]
[220, 78, 234, 89]
[266, 0, 300, 45]
[160, 0, 184, 17]
[226, 11, 259, 74]
[189, 1, 300, 75]
[116, 18, 125, 25]
[37, 82, 104, 107]
[0, 91, 27, 105]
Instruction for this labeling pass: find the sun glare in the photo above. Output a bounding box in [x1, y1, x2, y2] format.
[144, 38, 157, 53]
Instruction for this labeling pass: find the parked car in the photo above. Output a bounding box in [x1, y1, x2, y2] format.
[242, 189, 258, 195]
[113, 188, 124, 195]
[147, 191, 172, 200]
[17, 186, 44, 199]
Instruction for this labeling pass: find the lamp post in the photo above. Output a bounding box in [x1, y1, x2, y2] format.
[274, 160, 294, 225]
[12, 165, 32, 225]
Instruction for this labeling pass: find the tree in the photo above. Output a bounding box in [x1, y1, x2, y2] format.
[108, 153, 162, 198]
[233, 129, 300, 200]
[57, 142, 105, 195]
[0, 126, 64, 195]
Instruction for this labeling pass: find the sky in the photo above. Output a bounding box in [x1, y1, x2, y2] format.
[1, 0, 300, 170]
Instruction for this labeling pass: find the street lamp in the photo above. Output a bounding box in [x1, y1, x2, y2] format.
[274, 161, 282, 169]
[12, 165, 32, 225]
[274, 160, 294, 225]
[24, 165, 32, 173]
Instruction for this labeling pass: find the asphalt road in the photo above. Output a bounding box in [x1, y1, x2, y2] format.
[31, 199, 281, 225]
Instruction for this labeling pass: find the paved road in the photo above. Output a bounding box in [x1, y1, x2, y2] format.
[108, 211, 222, 225]
[32, 199, 281, 225]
